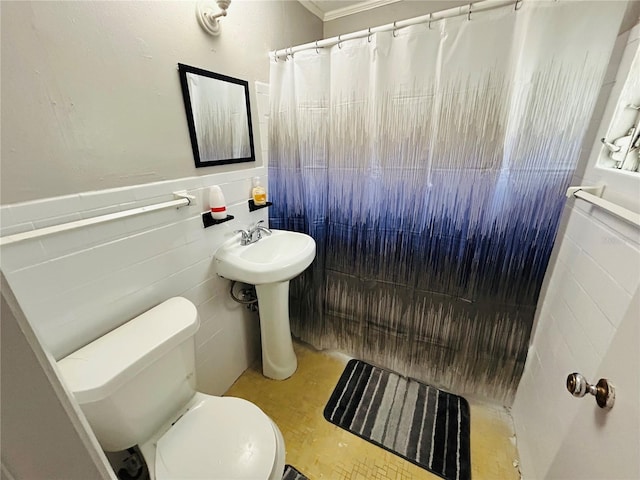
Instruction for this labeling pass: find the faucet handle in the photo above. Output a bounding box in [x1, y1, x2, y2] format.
[234, 229, 251, 246]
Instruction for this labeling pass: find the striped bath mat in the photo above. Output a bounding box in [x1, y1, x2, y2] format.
[324, 359, 471, 480]
[282, 464, 308, 480]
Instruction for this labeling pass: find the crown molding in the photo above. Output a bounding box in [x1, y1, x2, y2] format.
[324, 0, 402, 21]
[297, 1, 326, 20]
[298, 0, 403, 22]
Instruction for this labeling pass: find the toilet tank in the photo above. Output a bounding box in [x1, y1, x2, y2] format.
[57, 297, 200, 452]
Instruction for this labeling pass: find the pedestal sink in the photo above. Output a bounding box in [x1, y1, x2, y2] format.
[214, 229, 316, 380]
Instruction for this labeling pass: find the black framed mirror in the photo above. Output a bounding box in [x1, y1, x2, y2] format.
[178, 63, 255, 167]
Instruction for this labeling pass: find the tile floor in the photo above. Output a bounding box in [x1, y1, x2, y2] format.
[225, 341, 521, 480]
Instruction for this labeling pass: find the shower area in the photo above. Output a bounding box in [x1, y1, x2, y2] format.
[268, 0, 626, 404]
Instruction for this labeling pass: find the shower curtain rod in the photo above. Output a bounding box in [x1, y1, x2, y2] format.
[271, 0, 519, 59]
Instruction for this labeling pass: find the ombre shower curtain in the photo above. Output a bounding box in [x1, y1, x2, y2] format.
[269, 2, 624, 404]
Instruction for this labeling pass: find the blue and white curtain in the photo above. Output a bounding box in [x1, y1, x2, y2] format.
[269, 1, 624, 404]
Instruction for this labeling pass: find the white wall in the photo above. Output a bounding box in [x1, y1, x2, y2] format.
[0, 0, 319, 379]
[512, 22, 640, 480]
[323, 1, 468, 38]
[0, 3, 320, 468]
[1, 275, 115, 480]
[546, 289, 639, 479]
[0, 168, 271, 393]
[0, 0, 321, 204]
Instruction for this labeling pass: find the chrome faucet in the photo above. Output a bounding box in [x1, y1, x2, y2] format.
[234, 220, 272, 246]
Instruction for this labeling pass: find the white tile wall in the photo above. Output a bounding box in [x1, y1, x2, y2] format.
[512, 24, 640, 479]
[513, 203, 640, 478]
[0, 167, 270, 395]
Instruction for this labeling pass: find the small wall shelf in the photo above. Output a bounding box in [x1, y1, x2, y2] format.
[202, 212, 234, 228]
[248, 200, 272, 212]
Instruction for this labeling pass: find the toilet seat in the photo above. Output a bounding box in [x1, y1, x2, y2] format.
[154, 395, 278, 479]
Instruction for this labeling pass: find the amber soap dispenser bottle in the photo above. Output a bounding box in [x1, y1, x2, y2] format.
[252, 176, 267, 206]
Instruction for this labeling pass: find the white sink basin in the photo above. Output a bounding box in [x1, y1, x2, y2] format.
[214, 229, 316, 285]
[214, 229, 316, 380]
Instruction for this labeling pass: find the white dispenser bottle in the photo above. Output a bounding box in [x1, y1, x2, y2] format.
[209, 186, 227, 220]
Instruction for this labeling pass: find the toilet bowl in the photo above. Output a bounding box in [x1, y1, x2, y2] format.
[57, 297, 285, 479]
[141, 393, 286, 479]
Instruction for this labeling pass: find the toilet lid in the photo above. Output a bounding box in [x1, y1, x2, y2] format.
[155, 397, 277, 479]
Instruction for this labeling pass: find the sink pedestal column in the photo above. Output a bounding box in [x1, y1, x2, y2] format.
[255, 281, 297, 380]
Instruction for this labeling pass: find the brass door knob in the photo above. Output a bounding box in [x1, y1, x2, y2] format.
[566, 373, 615, 410]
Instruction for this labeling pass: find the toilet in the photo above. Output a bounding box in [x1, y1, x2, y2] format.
[56, 297, 285, 479]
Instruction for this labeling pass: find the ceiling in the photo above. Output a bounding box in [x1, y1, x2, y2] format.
[298, 0, 402, 22]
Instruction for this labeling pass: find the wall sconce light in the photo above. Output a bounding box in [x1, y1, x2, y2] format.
[197, 0, 231, 36]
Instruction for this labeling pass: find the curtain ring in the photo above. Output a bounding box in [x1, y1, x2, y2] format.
[315, 40, 320, 54]
[338, 34, 343, 49]
[273, 52, 278, 63]
[392, 21, 398, 37]
[515, 0, 523, 10]
[467, 3, 472, 21]
[428, 13, 433, 30]
[367, 27, 372, 43]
